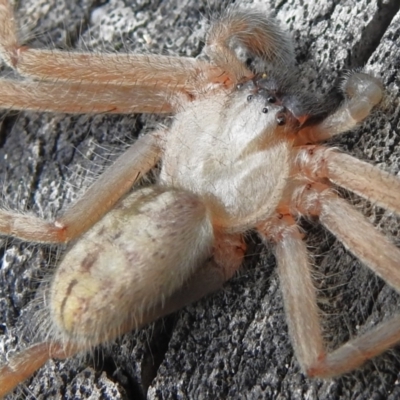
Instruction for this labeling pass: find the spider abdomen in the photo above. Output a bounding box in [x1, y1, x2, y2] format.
[49, 187, 213, 344]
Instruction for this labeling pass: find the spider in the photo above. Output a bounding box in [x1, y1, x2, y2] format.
[0, 0, 399, 397]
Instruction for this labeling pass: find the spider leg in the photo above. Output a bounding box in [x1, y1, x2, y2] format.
[300, 184, 400, 375]
[307, 315, 400, 378]
[0, 0, 230, 100]
[0, 0, 16, 68]
[257, 214, 324, 370]
[295, 72, 383, 145]
[0, 342, 79, 397]
[0, 78, 175, 114]
[296, 145, 400, 215]
[0, 130, 162, 243]
[258, 208, 400, 377]
[298, 186, 400, 293]
[259, 185, 400, 377]
[206, 8, 295, 83]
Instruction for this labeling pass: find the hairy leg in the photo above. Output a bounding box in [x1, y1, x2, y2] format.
[301, 186, 400, 292]
[299, 184, 400, 375]
[0, 78, 176, 114]
[295, 72, 383, 144]
[0, 130, 162, 243]
[0, 342, 79, 398]
[296, 145, 400, 215]
[0, 0, 230, 101]
[258, 213, 324, 371]
[259, 190, 400, 377]
[206, 8, 295, 84]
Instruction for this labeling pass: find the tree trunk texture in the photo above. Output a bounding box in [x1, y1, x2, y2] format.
[1, 0, 400, 399]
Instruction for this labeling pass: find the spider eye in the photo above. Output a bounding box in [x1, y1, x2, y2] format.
[247, 95, 254, 102]
[262, 107, 269, 113]
[267, 96, 276, 103]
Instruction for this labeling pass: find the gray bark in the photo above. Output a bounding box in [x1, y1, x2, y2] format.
[1, 0, 400, 398]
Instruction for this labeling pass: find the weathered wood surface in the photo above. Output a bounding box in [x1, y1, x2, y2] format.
[1, 0, 400, 398]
